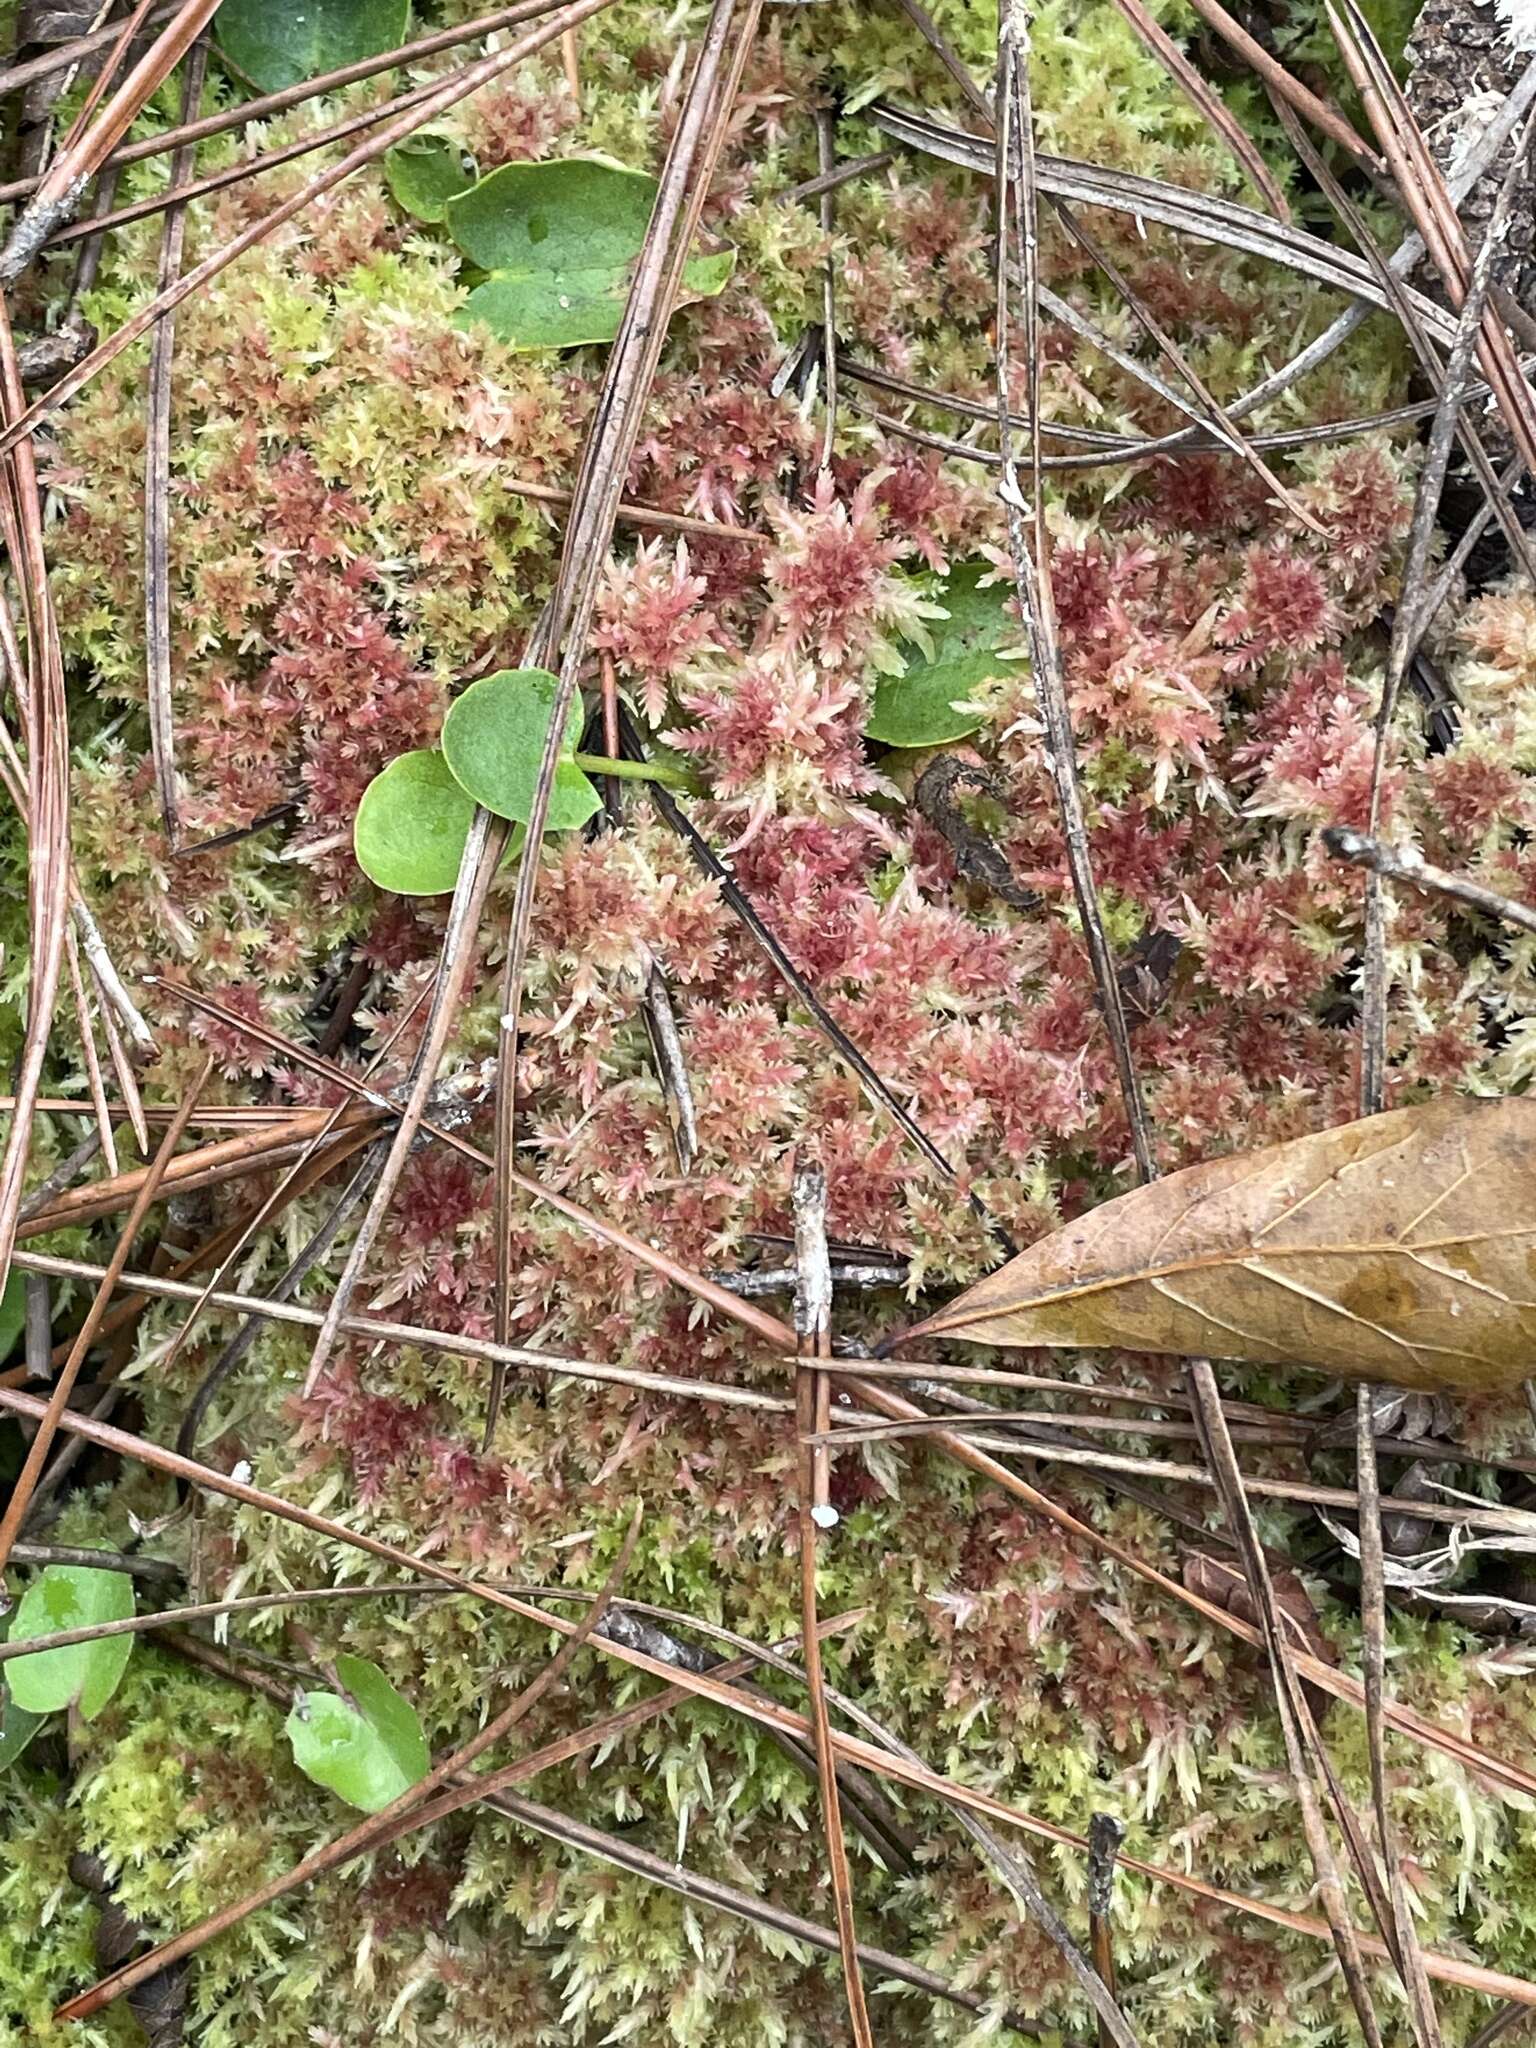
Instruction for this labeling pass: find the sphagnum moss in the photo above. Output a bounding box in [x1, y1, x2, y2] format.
[5, 4, 1536, 2044]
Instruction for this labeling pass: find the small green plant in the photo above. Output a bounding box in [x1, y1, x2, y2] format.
[865, 563, 1026, 750]
[353, 671, 687, 894]
[285, 1653, 429, 1812]
[5, 1566, 134, 1721]
[215, 0, 410, 92]
[443, 158, 736, 351]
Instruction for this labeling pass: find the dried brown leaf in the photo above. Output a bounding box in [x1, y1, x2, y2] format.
[1182, 1550, 1336, 1666]
[908, 1097, 1536, 1394]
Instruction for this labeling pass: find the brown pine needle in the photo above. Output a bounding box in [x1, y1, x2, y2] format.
[792, 1159, 874, 2048]
[143, 33, 209, 847]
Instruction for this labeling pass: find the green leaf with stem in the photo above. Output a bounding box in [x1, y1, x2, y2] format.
[0, 1607, 44, 1769]
[441, 668, 691, 827]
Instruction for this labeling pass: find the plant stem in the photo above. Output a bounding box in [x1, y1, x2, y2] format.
[571, 751, 689, 787]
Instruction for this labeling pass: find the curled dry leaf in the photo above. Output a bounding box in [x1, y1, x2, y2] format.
[1182, 1550, 1336, 1668]
[906, 1097, 1536, 1395]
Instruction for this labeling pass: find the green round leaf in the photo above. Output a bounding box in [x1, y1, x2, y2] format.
[286, 1652, 428, 1813]
[385, 139, 473, 225]
[866, 563, 1026, 749]
[354, 750, 477, 896]
[7, 1566, 134, 1720]
[216, 0, 410, 92]
[441, 669, 599, 830]
[445, 158, 734, 352]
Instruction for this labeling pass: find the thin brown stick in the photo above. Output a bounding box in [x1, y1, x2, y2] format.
[14, 1129, 102, 1233]
[1180, 0, 1378, 165]
[143, 32, 208, 847]
[638, 745, 1006, 1243]
[1325, 826, 1536, 935]
[15, 1109, 386, 1240]
[1107, 0, 1290, 217]
[0, 697, 152, 1064]
[992, 5, 1155, 1180]
[819, 1410, 1536, 1535]
[1087, 1813, 1125, 2048]
[86, 952, 148, 1158]
[780, 150, 895, 205]
[792, 1157, 874, 2047]
[892, 0, 995, 126]
[0, 2, 178, 98]
[1468, 2002, 1532, 2048]
[560, 23, 581, 103]
[505, 474, 765, 545]
[10, 1247, 789, 1415]
[63, 922, 119, 1176]
[0, 1058, 212, 1573]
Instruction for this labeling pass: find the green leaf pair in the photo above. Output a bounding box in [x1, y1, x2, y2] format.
[383, 150, 735, 351]
[866, 564, 1027, 751]
[353, 668, 596, 896]
[286, 1653, 428, 1812]
[0, 1561, 430, 1816]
